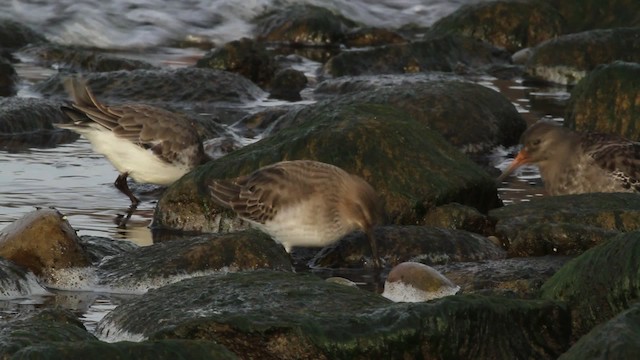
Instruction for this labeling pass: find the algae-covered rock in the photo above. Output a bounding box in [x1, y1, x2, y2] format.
[540, 231, 640, 341]
[559, 302, 640, 360]
[97, 270, 570, 359]
[565, 61, 640, 140]
[96, 231, 293, 292]
[541, 0, 640, 33]
[490, 193, 640, 256]
[324, 33, 511, 77]
[310, 225, 505, 268]
[430, 0, 565, 52]
[421, 202, 496, 236]
[153, 99, 502, 233]
[0, 308, 96, 357]
[525, 28, 640, 85]
[0, 19, 47, 50]
[10, 339, 238, 360]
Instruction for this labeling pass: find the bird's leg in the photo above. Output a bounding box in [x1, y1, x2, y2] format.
[114, 173, 139, 228]
[114, 173, 140, 206]
[367, 229, 382, 269]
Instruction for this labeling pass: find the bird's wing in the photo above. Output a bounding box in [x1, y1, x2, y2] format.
[60, 77, 206, 166]
[584, 134, 640, 191]
[209, 161, 335, 224]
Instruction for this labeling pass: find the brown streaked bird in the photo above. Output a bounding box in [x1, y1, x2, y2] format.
[497, 121, 640, 195]
[57, 77, 210, 226]
[209, 160, 385, 268]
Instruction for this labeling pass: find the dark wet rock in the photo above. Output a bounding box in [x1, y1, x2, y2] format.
[0, 56, 17, 96]
[97, 270, 570, 359]
[195, 38, 277, 89]
[489, 193, 640, 257]
[565, 61, 640, 139]
[559, 302, 640, 359]
[540, 231, 640, 341]
[0, 97, 79, 149]
[524, 27, 640, 85]
[541, 0, 640, 33]
[33, 68, 267, 127]
[0, 308, 96, 357]
[0, 19, 47, 50]
[0, 208, 91, 282]
[435, 256, 572, 298]
[314, 77, 525, 154]
[430, 0, 565, 53]
[254, 4, 357, 47]
[235, 107, 289, 138]
[10, 339, 238, 360]
[153, 98, 502, 233]
[421, 202, 496, 236]
[95, 231, 292, 291]
[78, 235, 138, 265]
[311, 225, 506, 269]
[0, 257, 50, 298]
[343, 27, 406, 48]
[323, 34, 512, 77]
[268, 68, 307, 101]
[20, 43, 157, 72]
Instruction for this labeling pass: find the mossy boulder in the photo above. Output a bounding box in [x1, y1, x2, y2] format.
[565, 61, 640, 140]
[0, 19, 47, 50]
[540, 231, 640, 341]
[541, 0, 640, 33]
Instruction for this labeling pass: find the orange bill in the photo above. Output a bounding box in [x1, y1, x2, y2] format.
[496, 149, 530, 183]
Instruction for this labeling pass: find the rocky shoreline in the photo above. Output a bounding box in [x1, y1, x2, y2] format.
[2, 0, 640, 358]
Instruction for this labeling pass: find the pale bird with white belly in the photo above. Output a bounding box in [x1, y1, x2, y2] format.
[57, 77, 210, 226]
[209, 160, 385, 268]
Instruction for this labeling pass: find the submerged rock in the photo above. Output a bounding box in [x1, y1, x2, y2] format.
[540, 231, 640, 341]
[565, 61, 640, 140]
[0, 208, 91, 283]
[0, 56, 17, 97]
[0, 257, 51, 299]
[97, 270, 570, 359]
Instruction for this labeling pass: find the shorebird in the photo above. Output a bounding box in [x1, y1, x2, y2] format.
[497, 121, 640, 195]
[57, 77, 210, 226]
[209, 160, 385, 268]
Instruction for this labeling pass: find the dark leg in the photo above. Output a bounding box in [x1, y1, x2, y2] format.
[367, 229, 382, 269]
[114, 173, 139, 228]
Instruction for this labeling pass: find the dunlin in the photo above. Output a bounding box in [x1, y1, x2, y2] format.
[57, 77, 210, 226]
[497, 121, 640, 195]
[209, 160, 385, 267]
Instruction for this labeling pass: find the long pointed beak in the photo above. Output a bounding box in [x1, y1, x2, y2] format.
[496, 149, 530, 184]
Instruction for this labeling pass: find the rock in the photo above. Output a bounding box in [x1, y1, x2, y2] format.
[343, 27, 406, 48]
[10, 340, 238, 360]
[524, 28, 640, 85]
[0, 257, 51, 298]
[565, 61, 640, 139]
[0, 308, 96, 357]
[382, 262, 460, 302]
[0, 19, 47, 50]
[540, 231, 640, 341]
[195, 38, 277, 89]
[310, 226, 506, 268]
[153, 97, 502, 233]
[0, 56, 17, 97]
[20, 43, 157, 72]
[421, 202, 496, 236]
[0, 208, 91, 282]
[435, 256, 572, 298]
[313, 77, 525, 154]
[541, 0, 640, 33]
[254, 4, 357, 47]
[96, 270, 570, 358]
[268, 68, 308, 101]
[0, 97, 79, 149]
[559, 302, 640, 359]
[430, 0, 565, 53]
[323, 33, 511, 77]
[489, 193, 640, 257]
[78, 235, 139, 264]
[96, 231, 293, 292]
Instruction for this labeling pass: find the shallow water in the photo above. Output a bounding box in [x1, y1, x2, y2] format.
[0, 0, 571, 338]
